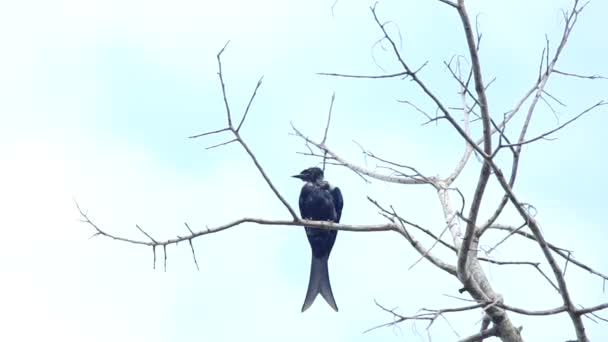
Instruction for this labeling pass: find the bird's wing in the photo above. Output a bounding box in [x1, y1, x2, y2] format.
[298, 185, 313, 218]
[330, 187, 343, 223]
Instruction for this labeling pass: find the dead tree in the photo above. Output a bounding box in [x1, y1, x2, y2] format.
[79, 1, 607, 341]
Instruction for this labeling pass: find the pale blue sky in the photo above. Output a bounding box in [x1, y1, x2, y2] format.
[1, 0, 607, 341]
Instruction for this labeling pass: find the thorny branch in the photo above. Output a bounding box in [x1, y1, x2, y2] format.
[79, 202, 401, 246]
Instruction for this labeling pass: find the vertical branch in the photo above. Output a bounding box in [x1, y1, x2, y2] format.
[217, 41, 233, 127]
[445, 57, 474, 185]
[321, 92, 336, 172]
[455, 0, 492, 288]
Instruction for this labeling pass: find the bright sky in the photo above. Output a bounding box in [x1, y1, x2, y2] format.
[1, 0, 607, 341]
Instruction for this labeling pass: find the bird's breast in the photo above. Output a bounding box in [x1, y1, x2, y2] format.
[301, 188, 336, 221]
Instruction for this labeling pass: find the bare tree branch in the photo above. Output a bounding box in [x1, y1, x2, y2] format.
[236, 76, 264, 132]
[368, 4, 486, 159]
[489, 224, 608, 282]
[554, 69, 608, 80]
[444, 56, 474, 185]
[184, 223, 200, 271]
[188, 127, 229, 139]
[397, 99, 436, 122]
[437, 0, 458, 9]
[454, 0, 493, 294]
[217, 41, 233, 127]
[79, 203, 401, 248]
[291, 122, 435, 185]
[321, 92, 336, 171]
[501, 101, 606, 148]
[317, 71, 411, 79]
[190, 43, 299, 220]
[368, 197, 457, 275]
[205, 138, 238, 150]
[366, 299, 484, 334]
[459, 325, 500, 342]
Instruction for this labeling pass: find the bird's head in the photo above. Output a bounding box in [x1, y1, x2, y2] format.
[292, 167, 324, 183]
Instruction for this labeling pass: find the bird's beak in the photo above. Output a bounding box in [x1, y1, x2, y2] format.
[292, 174, 303, 179]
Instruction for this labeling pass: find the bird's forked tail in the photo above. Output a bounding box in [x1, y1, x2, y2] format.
[301, 255, 338, 312]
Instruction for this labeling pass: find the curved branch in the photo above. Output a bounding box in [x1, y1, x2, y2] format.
[444, 57, 474, 185]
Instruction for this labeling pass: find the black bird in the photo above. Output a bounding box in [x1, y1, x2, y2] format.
[292, 167, 343, 312]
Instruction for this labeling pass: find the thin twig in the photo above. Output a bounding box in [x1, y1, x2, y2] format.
[321, 93, 336, 171]
[189, 127, 229, 139]
[554, 69, 608, 80]
[236, 76, 264, 132]
[318, 71, 410, 79]
[501, 101, 606, 148]
[206, 138, 238, 150]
